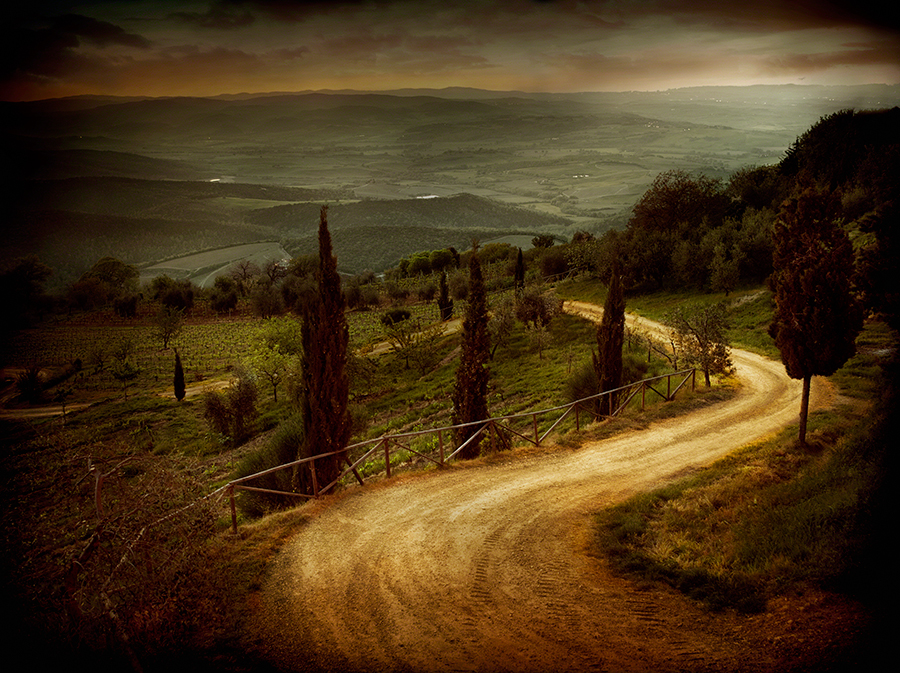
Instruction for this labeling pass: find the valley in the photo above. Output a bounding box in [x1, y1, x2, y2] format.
[5, 84, 899, 284]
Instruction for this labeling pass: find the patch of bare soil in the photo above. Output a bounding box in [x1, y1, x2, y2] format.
[247, 306, 872, 672]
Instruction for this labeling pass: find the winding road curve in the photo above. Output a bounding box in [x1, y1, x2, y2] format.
[251, 302, 836, 672]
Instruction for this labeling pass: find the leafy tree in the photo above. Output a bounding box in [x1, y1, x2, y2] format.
[296, 206, 351, 495]
[516, 286, 563, 329]
[383, 317, 444, 374]
[452, 242, 491, 459]
[246, 317, 303, 402]
[488, 295, 516, 359]
[250, 283, 284, 318]
[110, 339, 140, 399]
[154, 305, 184, 350]
[229, 260, 260, 296]
[113, 293, 139, 318]
[263, 259, 288, 285]
[429, 248, 455, 273]
[593, 265, 625, 415]
[210, 276, 239, 314]
[708, 242, 742, 296]
[82, 256, 139, 299]
[448, 270, 468, 301]
[666, 302, 733, 388]
[532, 234, 555, 248]
[538, 246, 569, 280]
[174, 349, 186, 402]
[149, 275, 195, 310]
[630, 169, 726, 238]
[768, 188, 863, 444]
[288, 254, 318, 278]
[67, 276, 109, 311]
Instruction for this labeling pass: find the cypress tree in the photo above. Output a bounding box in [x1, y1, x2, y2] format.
[173, 349, 186, 401]
[768, 188, 863, 444]
[452, 243, 491, 459]
[437, 270, 453, 321]
[593, 264, 625, 415]
[514, 247, 526, 297]
[297, 205, 351, 493]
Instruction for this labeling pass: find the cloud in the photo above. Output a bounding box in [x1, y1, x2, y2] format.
[1, 13, 151, 85]
[761, 39, 900, 74]
[169, 6, 257, 30]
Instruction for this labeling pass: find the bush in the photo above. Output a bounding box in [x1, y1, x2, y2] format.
[565, 361, 600, 405]
[202, 368, 258, 447]
[233, 415, 304, 517]
[113, 293, 139, 318]
[381, 308, 411, 326]
[15, 365, 44, 404]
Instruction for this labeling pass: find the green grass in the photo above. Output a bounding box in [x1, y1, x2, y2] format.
[592, 320, 895, 612]
[558, 277, 779, 357]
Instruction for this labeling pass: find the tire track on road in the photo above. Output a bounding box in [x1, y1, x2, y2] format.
[253, 303, 834, 673]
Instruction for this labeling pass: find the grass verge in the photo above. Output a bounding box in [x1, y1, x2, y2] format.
[592, 321, 896, 614]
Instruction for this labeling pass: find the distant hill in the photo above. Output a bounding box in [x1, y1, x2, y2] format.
[4, 84, 899, 285]
[259, 193, 571, 272]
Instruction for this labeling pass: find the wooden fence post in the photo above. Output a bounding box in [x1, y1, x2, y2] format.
[309, 459, 319, 498]
[384, 438, 391, 478]
[575, 403, 580, 431]
[228, 484, 237, 534]
[438, 430, 445, 466]
[533, 413, 539, 446]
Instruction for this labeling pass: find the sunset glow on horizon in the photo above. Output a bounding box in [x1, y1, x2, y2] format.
[3, 0, 900, 101]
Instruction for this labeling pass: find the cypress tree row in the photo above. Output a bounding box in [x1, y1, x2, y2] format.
[296, 205, 351, 493]
[452, 243, 491, 459]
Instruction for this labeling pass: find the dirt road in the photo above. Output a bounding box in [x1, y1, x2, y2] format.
[250, 305, 863, 672]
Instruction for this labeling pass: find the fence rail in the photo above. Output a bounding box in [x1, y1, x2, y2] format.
[225, 368, 697, 531]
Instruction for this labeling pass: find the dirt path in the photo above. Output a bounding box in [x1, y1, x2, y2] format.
[250, 305, 864, 672]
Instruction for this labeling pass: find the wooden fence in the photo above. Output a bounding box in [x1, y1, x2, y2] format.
[224, 368, 697, 532]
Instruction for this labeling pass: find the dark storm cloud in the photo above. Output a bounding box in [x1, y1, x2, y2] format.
[2, 12, 151, 84]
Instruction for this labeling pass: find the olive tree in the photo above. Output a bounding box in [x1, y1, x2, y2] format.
[665, 302, 733, 387]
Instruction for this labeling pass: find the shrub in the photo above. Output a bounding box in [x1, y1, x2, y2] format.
[381, 308, 411, 326]
[15, 366, 44, 404]
[233, 415, 304, 517]
[202, 368, 258, 447]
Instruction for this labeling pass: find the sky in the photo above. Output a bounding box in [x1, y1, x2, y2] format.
[3, 0, 900, 101]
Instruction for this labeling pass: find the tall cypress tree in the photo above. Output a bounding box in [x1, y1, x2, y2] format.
[173, 349, 186, 401]
[513, 247, 526, 297]
[593, 264, 625, 415]
[437, 270, 453, 321]
[297, 205, 351, 493]
[769, 188, 863, 444]
[452, 243, 491, 459]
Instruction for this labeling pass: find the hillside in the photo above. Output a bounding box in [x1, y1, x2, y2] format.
[6, 84, 898, 284]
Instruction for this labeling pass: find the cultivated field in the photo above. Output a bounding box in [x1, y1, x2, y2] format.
[7, 84, 898, 284]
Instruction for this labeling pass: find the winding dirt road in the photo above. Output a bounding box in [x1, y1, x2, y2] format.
[249, 303, 859, 672]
